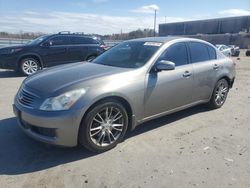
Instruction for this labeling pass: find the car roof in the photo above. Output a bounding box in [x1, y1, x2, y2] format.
[130, 37, 180, 43]
[48, 33, 97, 39]
[129, 37, 212, 45]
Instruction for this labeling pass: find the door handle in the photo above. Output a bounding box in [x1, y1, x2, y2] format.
[213, 64, 219, 70]
[183, 71, 192, 77]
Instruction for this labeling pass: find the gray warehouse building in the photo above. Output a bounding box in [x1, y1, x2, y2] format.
[159, 16, 250, 48]
[159, 16, 250, 35]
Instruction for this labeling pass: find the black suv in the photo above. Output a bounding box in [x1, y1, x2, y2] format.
[0, 32, 106, 75]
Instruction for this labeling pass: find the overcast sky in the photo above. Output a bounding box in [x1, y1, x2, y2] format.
[0, 0, 249, 34]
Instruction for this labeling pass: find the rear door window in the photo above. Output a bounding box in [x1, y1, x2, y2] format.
[49, 36, 69, 46]
[189, 42, 210, 63]
[159, 42, 189, 66]
[207, 45, 217, 60]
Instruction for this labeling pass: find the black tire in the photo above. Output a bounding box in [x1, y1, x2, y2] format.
[246, 50, 250, 57]
[208, 79, 229, 109]
[86, 55, 96, 62]
[20, 58, 41, 76]
[79, 100, 128, 152]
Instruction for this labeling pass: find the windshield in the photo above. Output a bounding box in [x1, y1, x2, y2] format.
[92, 41, 162, 68]
[27, 35, 49, 45]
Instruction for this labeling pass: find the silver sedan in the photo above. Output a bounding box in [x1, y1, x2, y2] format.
[13, 37, 236, 152]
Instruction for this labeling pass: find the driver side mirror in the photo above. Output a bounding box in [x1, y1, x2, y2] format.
[155, 60, 175, 72]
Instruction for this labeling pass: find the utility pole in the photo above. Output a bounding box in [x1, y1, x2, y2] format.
[154, 9, 157, 37]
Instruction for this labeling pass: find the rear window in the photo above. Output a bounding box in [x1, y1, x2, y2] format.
[189, 42, 210, 63]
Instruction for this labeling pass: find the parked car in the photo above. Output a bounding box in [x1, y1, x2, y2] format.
[216, 44, 232, 57]
[228, 45, 240, 57]
[13, 37, 236, 152]
[0, 32, 105, 76]
[246, 49, 250, 56]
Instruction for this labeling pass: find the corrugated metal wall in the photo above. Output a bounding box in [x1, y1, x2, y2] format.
[159, 16, 250, 36]
[159, 16, 250, 48]
[185, 33, 250, 48]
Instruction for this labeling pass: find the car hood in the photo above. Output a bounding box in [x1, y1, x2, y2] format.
[0, 44, 29, 52]
[24, 62, 130, 94]
[0, 44, 28, 49]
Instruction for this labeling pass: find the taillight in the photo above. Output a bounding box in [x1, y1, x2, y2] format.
[100, 45, 109, 51]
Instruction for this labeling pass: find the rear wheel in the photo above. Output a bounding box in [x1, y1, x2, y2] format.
[20, 58, 40, 76]
[79, 100, 128, 152]
[208, 79, 229, 109]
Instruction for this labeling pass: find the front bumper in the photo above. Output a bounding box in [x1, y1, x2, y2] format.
[0, 54, 18, 70]
[13, 103, 85, 147]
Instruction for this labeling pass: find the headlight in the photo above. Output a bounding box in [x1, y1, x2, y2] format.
[10, 48, 23, 54]
[0, 48, 22, 54]
[40, 89, 86, 111]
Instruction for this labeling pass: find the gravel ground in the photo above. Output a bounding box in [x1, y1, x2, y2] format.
[0, 52, 249, 188]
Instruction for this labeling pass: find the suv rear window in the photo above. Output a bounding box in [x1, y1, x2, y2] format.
[189, 42, 210, 63]
[70, 36, 99, 45]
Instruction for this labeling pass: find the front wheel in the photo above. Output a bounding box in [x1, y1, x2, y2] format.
[79, 100, 128, 152]
[208, 79, 229, 109]
[20, 58, 40, 76]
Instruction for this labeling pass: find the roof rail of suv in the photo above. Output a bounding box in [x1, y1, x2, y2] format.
[58, 31, 71, 34]
[72, 32, 85, 35]
[58, 31, 85, 35]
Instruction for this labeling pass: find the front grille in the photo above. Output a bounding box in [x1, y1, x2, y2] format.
[18, 88, 37, 108]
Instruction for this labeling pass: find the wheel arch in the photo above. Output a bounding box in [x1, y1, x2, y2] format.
[18, 53, 44, 69]
[79, 96, 135, 136]
[217, 75, 232, 88]
[209, 75, 232, 101]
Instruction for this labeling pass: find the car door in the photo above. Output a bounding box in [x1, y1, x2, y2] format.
[144, 42, 194, 118]
[67, 36, 89, 62]
[188, 42, 217, 102]
[41, 36, 70, 67]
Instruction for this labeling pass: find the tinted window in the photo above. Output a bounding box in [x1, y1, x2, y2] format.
[70, 36, 99, 44]
[189, 42, 210, 63]
[207, 45, 217, 60]
[85, 38, 99, 44]
[28, 35, 49, 45]
[49, 36, 69, 46]
[160, 42, 188, 66]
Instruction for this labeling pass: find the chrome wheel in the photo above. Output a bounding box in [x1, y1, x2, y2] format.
[90, 106, 124, 147]
[22, 59, 39, 75]
[214, 81, 228, 106]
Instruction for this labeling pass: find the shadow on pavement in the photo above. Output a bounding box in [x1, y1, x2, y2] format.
[126, 105, 211, 139]
[0, 70, 24, 78]
[0, 105, 210, 175]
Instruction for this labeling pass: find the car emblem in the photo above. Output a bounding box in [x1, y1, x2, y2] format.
[19, 93, 24, 101]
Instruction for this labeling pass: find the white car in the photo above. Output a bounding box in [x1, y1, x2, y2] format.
[216, 45, 232, 57]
